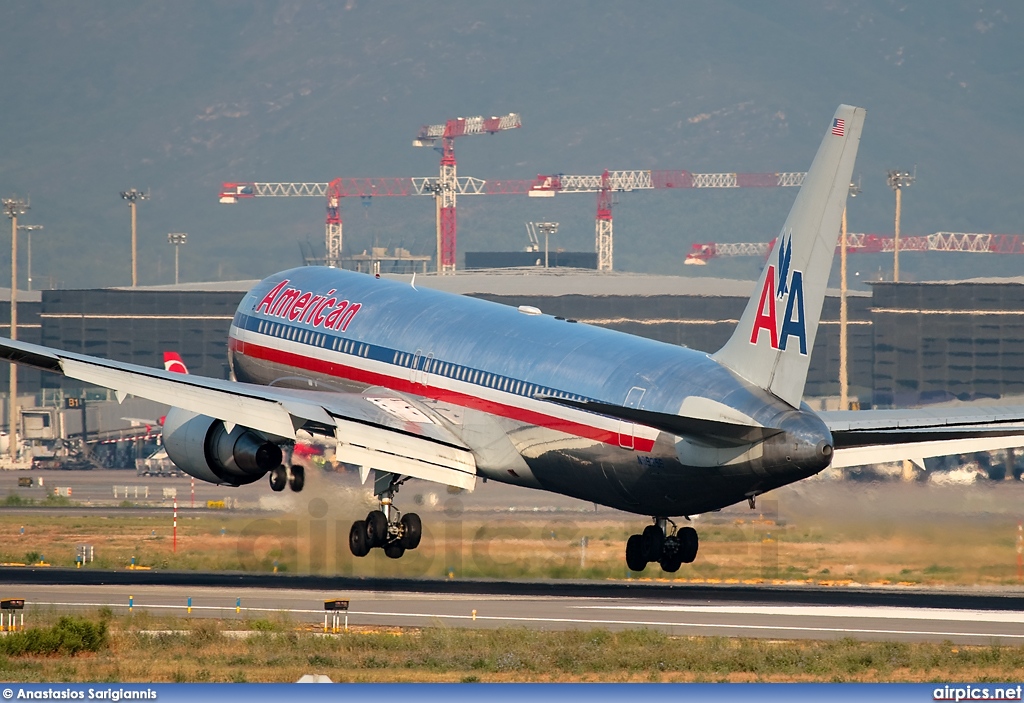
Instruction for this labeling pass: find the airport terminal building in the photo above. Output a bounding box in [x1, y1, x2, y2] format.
[2, 271, 1022, 412]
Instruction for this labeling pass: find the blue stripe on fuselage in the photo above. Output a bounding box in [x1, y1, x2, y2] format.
[232, 308, 600, 406]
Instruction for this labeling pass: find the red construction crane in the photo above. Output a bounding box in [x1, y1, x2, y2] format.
[219, 176, 488, 268]
[220, 169, 803, 273]
[519, 170, 806, 271]
[413, 113, 522, 272]
[684, 232, 1024, 264]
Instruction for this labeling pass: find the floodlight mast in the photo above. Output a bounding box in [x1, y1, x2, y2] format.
[167, 233, 188, 285]
[886, 168, 916, 282]
[18, 225, 43, 291]
[121, 188, 149, 287]
[2, 196, 29, 464]
[536, 222, 559, 269]
[839, 178, 861, 411]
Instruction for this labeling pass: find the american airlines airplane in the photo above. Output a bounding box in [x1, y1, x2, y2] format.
[3, 105, 1023, 572]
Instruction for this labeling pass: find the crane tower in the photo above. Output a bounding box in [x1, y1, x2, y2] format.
[414, 113, 521, 272]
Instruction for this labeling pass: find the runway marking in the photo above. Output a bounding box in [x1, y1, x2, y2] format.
[36, 601, 326, 615]
[573, 604, 1024, 624]
[32, 601, 1024, 640]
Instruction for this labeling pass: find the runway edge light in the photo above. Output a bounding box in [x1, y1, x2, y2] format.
[1, 598, 25, 632]
[324, 599, 350, 634]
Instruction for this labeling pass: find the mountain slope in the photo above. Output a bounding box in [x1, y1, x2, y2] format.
[0, 1, 1020, 287]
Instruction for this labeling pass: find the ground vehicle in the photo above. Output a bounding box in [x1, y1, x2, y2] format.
[135, 447, 181, 477]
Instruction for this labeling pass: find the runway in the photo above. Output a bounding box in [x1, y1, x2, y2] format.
[3, 569, 1023, 645]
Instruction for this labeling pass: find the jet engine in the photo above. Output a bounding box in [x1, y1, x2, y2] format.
[162, 407, 283, 486]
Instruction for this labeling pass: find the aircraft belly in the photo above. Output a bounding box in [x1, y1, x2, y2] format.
[512, 429, 763, 517]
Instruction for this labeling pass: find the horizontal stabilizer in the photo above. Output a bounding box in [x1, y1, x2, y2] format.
[825, 406, 1024, 469]
[538, 396, 781, 445]
[832, 426, 1024, 450]
[831, 432, 1024, 469]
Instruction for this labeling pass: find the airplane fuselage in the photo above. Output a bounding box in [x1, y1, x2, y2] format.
[227, 266, 832, 517]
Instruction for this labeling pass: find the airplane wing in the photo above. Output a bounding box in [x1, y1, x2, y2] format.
[820, 406, 1024, 469]
[0, 337, 476, 490]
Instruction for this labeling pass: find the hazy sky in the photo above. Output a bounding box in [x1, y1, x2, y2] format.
[1, 1, 1021, 287]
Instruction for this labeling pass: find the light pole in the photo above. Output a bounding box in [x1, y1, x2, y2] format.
[19, 225, 43, 291]
[886, 168, 915, 282]
[536, 222, 559, 268]
[2, 197, 29, 464]
[839, 179, 861, 411]
[120, 188, 149, 287]
[167, 233, 187, 285]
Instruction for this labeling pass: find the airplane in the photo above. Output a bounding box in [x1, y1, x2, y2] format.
[3, 104, 1024, 572]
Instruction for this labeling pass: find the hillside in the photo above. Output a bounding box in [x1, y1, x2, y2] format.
[0, 1, 1021, 288]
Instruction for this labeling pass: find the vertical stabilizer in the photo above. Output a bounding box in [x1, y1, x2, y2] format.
[712, 105, 865, 407]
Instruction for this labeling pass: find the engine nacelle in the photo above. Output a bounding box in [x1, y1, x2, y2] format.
[162, 407, 283, 486]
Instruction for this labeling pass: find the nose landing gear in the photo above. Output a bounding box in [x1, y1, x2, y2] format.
[348, 472, 423, 559]
[625, 518, 698, 573]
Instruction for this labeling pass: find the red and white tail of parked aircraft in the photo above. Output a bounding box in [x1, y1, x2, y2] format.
[163, 352, 189, 374]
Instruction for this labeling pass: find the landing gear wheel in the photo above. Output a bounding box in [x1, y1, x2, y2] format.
[659, 536, 683, 572]
[288, 464, 305, 492]
[625, 534, 648, 572]
[679, 526, 699, 564]
[399, 512, 422, 550]
[349, 520, 370, 557]
[641, 524, 665, 561]
[383, 541, 406, 559]
[269, 466, 287, 492]
[365, 510, 389, 548]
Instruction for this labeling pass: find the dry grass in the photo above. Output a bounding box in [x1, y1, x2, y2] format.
[0, 613, 1023, 683]
[1, 509, 1022, 586]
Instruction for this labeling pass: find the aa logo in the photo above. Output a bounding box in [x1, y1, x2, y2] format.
[748, 233, 807, 354]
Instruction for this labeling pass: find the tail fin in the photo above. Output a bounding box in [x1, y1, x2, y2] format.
[712, 105, 865, 407]
[163, 352, 189, 374]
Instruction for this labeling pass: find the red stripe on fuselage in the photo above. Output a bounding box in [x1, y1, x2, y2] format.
[230, 335, 656, 453]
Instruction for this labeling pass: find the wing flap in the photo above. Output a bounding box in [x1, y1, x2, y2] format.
[334, 417, 477, 491]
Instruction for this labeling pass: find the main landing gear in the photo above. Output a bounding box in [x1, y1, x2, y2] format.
[268, 464, 305, 492]
[348, 472, 423, 560]
[625, 518, 698, 573]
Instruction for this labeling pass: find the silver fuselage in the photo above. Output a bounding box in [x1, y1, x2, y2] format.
[228, 267, 832, 517]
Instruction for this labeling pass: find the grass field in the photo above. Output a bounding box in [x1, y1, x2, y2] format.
[3, 483, 1024, 683]
[1, 612, 1023, 683]
[1, 502, 1022, 585]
